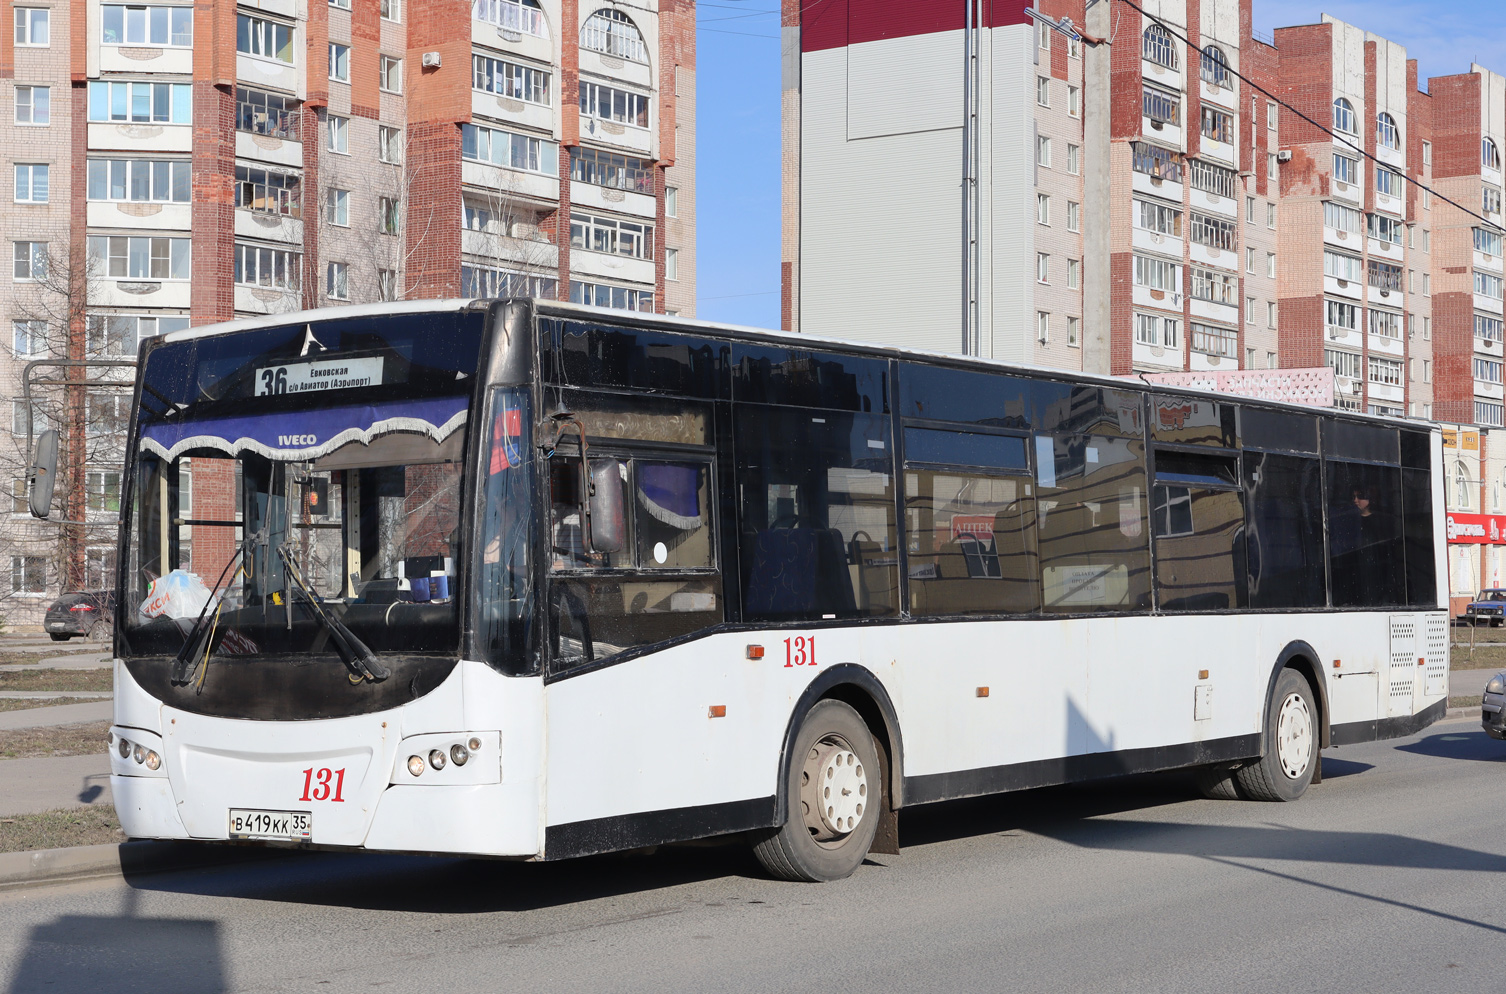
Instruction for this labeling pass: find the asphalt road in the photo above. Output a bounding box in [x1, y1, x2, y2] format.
[2, 715, 1504, 994]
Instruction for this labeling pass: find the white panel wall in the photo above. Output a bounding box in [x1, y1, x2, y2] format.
[986, 25, 1036, 362]
[848, 32, 963, 140]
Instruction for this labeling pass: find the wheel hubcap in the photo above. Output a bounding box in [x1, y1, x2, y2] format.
[799, 735, 867, 843]
[1276, 692, 1312, 780]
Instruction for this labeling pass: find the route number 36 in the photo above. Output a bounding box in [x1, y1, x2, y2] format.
[784, 636, 816, 668]
[298, 767, 347, 803]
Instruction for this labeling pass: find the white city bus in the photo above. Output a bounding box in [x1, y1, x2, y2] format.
[103, 299, 1448, 881]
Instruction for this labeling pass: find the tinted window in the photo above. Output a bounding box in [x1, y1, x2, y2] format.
[1401, 467, 1437, 607]
[1244, 452, 1327, 609]
[1152, 487, 1247, 611]
[904, 428, 1028, 472]
[1151, 396, 1238, 448]
[547, 320, 727, 399]
[1036, 433, 1151, 612]
[1323, 420, 1398, 464]
[1326, 460, 1406, 607]
[732, 345, 887, 412]
[899, 363, 1033, 429]
[1242, 408, 1318, 453]
[736, 406, 898, 621]
[1400, 428, 1432, 470]
[1155, 450, 1238, 487]
[906, 469, 1038, 617]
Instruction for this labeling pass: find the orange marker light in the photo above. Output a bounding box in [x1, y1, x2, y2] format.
[1333, 659, 1342, 669]
[1418, 657, 1426, 667]
[1198, 670, 1209, 680]
[708, 705, 726, 718]
[976, 687, 989, 698]
[746, 645, 764, 660]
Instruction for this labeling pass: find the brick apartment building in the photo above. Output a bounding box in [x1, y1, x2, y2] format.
[0, 0, 695, 625]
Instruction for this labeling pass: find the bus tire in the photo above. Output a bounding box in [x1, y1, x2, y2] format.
[752, 699, 881, 882]
[1193, 763, 1245, 800]
[1235, 668, 1317, 802]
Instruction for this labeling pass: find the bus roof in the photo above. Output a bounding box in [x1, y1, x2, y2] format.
[159, 298, 1433, 433]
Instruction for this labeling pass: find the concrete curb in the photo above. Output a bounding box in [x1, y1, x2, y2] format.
[0, 840, 273, 892]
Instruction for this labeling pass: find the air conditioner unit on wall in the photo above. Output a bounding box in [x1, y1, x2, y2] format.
[421, 51, 441, 68]
[1277, 150, 1293, 162]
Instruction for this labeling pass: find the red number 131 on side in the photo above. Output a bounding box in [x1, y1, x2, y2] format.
[298, 767, 346, 802]
[784, 636, 816, 667]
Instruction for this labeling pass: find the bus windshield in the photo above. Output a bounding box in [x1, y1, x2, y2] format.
[121, 311, 486, 664]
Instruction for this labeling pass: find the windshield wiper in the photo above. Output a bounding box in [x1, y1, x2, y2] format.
[170, 538, 251, 687]
[277, 546, 390, 684]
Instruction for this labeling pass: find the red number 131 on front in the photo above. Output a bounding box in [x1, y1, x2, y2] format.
[784, 636, 816, 667]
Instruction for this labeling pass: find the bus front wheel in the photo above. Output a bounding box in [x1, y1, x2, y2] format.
[753, 699, 881, 882]
[1235, 668, 1318, 802]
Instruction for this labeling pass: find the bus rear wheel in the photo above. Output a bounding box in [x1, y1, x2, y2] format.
[752, 699, 881, 882]
[1235, 668, 1317, 802]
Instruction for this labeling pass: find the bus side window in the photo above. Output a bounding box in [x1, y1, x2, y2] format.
[734, 405, 899, 622]
[1400, 429, 1437, 608]
[1243, 452, 1327, 609]
[1326, 459, 1406, 608]
[1151, 486, 1247, 611]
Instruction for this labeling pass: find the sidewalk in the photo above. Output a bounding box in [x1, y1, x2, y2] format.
[0, 702, 113, 731]
[1452, 668, 1499, 698]
[0, 754, 112, 818]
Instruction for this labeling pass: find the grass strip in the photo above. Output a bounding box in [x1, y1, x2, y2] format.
[0, 669, 113, 693]
[0, 697, 101, 713]
[0, 720, 111, 761]
[1449, 695, 1483, 710]
[0, 806, 125, 854]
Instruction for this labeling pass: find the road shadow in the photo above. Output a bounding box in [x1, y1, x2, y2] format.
[1316, 757, 1373, 779]
[1397, 727, 1506, 763]
[6, 913, 225, 994]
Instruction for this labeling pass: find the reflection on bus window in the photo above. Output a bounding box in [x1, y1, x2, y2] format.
[906, 470, 1039, 615]
[1152, 485, 1246, 611]
[1035, 433, 1151, 612]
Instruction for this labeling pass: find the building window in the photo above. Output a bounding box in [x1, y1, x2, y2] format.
[1267, 301, 1277, 328]
[13, 320, 44, 356]
[1191, 322, 1237, 358]
[1131, 141, 1182, 182]
[235, 165, 301, 217]
[1246, 247, 1256, 273]
[1324, 348, 1361, 379]
[1266, 252, 1276, 278]
[87, 81, 190, 124]
[86, 235, 190, 280]
[462, 123, 560, 175]
[581, 7, 647, 62]
[1067, 316, 1080, 345]
[1475, 357, 1504, 384]
[1424, 359, 1432, 382]
[381, 0, 400, 20]
[1036, 311, 1050, 343]
[1036, 193, 1050, 225]
[236, 88, 300, 140]
[1189, 159, 1237, 199]
[1246, 196, 1256, 222]
[1246, 295, 1256, 323]
[378, 268, 398, 301]
[1369, 308, 1401, 340]
[237, 14, 294, 63]
[1142, 24, 1176, 68]
[1333, 154, 1359, 185]
[1068, 35, 1080, 58]
[1200, 105, 1233, 144]
[1477, 271, 1505, 300]
[1066, 144, 1080, 175]
[1134, 312, 1180, 348]
[331, 0, 351, 10]
[329, 43, 350, 82]
[328, 114, 349, 153]
[14, 7, 48, 45]
[233, 243, 300, 289]
[473, 54, 550, 103]
[1142, 84, 1180, 126]
[13, 242, 46, 281]
[15, 85, 50, 125]
[463, 265, 555, 298]
[1246, 347, 1255, 368]
[86, 313, 187, 355]
[1323, 250, 1362, 283]
[1036, 136, 1051, 168]
[102, 5, 192, 46]
[1368, 259, 1403, 292]
[1191, 267, 1235, 305]
[1133, 254, 1179, 292]
[570, 146, 652, 193]
[1375, 166, 1401, 197]
[666, 247, 679, 281]
[1267, 101, 1277, 131]
[1068, 85, 1080, 118]
[85, 391, 128, 437]
[1478, 314, 1505, 343]
[1036, 76, 1050, 107]
[1376, 112, 1400, 150]
[87, 159, 191, 203]
[1036, 253, 1050, 283]
[474, 0, 547, 38]
[1267, 152, 1277, 180]
[1188, 212, 1236, 252]
[1332, 97, 1356, 135]
[569, 279, 654, 312]
[1200, 45, 1229, 87]
[666, 186, 678, 217]
[579, 81, 649, 128]
[1267, 203, 1276, 228]
[86, 470, 122, 513]
[1368, 213, 1403, 246]
[1067, 259, 1080, 289]
[1424, 316, 1431, 339]
[1066, 201, 1080, 232]
[327, 188, 349, 226]
[11, 556, 46, 595]
[1478, 402, 1506, 428]
[570, 212, 654, 259]
[378, 126, 402, 163]
[1486, 188, 1502, 215]
[378, 197, 400, 235]
[380, 55, 403, 93]
[1476, 227, 1504, 257]
[326, 261, 349, 300]
[1324, 201, 1362, 234]
[1486, 138, 1502, 170]
[14, 164, 48, 204]
[1422, 140, 1432, 166]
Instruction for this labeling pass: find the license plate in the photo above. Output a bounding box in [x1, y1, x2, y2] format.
[228, 808, 312, 841]
[48, 622, 64, 629]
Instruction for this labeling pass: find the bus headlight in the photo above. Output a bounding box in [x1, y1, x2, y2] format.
[133, 745, 146, 764]
[407, 755, 425, 778]
[428, 749, 447, 771]
[449, 744, 469, 766]
[144, 751, 161, 771]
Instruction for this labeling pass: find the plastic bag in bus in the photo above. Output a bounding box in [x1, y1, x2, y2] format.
[138, 569, 217, 623]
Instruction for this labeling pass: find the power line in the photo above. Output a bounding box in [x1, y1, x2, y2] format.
[1116, 0, 1506, 235]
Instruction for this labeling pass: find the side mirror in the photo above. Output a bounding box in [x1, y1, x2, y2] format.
[28, 429, 57, 519]
[586, 458, 626, 553]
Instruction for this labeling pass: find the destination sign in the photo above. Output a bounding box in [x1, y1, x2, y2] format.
[254, 357, 385, 397]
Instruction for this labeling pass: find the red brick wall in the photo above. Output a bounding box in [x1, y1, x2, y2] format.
[402, 0, 469, 298]
[352, 0, 380, 119]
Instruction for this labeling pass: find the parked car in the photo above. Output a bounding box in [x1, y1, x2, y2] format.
[1485, 673, 1506, 739]
[1464, 588, 1506, 627]
[43, 590, 114, 641]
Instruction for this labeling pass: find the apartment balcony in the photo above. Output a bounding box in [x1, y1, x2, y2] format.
[1334, 374, 1363, 401]
[1475, 291, 1505, 316]
[235, 209, 303, 245]
[1325, 224, 1360, 250]
[1330, 163, 1363, 205]
[1477, 336, 1505, 358]
[472, 0, 553, 67]
[1325, 325, 1359, 347]
[237, 55, 303, 100]
[460, 160, 560, 204]
[234, 283, 302, 316]
[1476, 249, 1504, 274]
[1189, 240, 1236, 270]
[1368, 333, 1404, 358]
[571, 249, 654, 286]
[579, 115, 652, 156]
[1131, 285, 1181, 313]
[1486, 164, 1504, 189]
[1189, 349, 1236, 371]
[580, 49, 654, 90]
[1368, 237, 1403, 263]
[99, 46, 192, 75]
[1375, 144, 1404, 171]
[1368, 381, 1404, 403]
[1131, 341, 1183, 370]
[471, 92, 556, 137]
[88, 122, 191, 153]
[1191, 186, 1237, 218]
[1324, 275, 1362, 301]
[1131, 170, 1183, 203]
[1140, 116, 1184, 153]
[1476, 380, 1506, 402]
[460, 229, 559, 270]
[90, 279, 192, 309]
[86, 202, 191, 231]
[1198, 77, 1236, 110]
[242, 0, 297, 19]
[1131, 228, 1182, 258]
[1199, 136, 1236, 169]
[1189, 297, 1237, 324]
[1141, 57, 1182, 88]
[236, 131, 303, 169]
[571, 180, 655, 220]
[1374, 189, 1403, 217]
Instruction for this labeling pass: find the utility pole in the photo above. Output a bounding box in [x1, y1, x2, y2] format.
[1082, 0, 1112, 374]
[961, 0, 980, 356]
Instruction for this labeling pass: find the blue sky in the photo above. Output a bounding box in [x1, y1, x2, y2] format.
[693, 1, 1506, 330]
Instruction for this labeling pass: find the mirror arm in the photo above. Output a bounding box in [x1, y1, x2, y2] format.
[538, 413, 595, 550]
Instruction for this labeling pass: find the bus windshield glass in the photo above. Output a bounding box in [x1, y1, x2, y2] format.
[121, 310, 487, 662]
